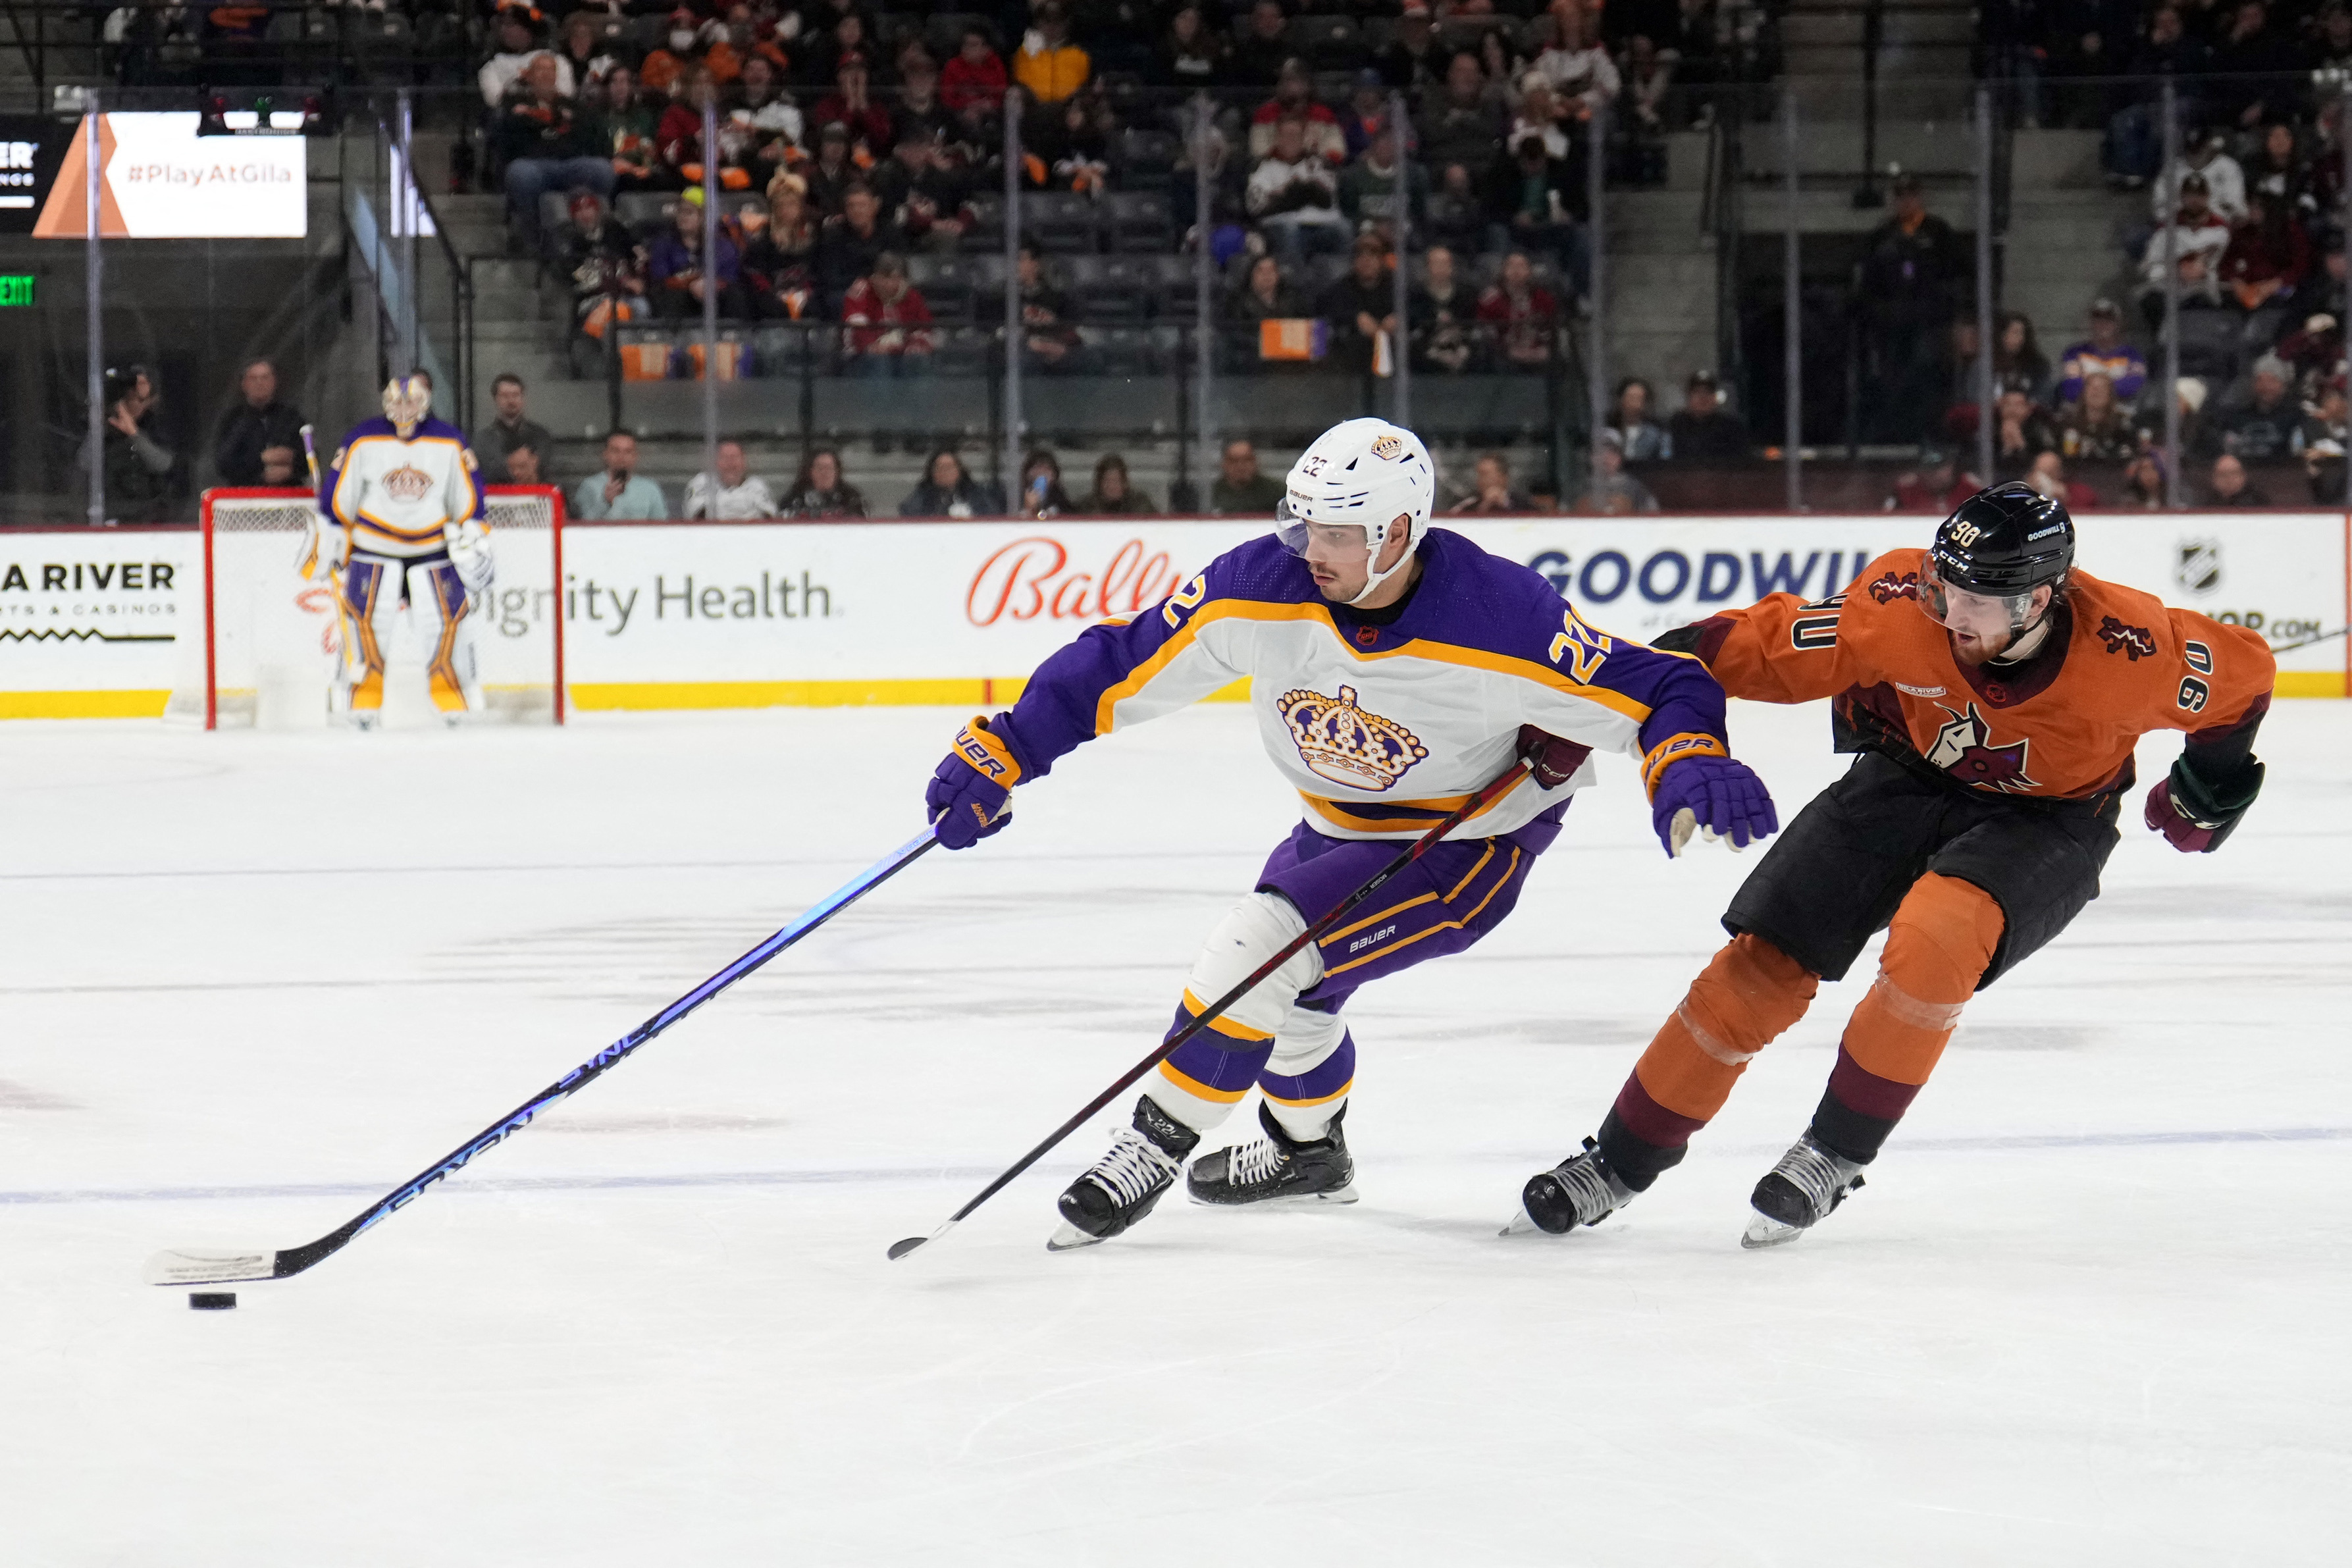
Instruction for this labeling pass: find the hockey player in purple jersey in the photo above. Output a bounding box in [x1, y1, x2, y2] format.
[922, 418, 1779, 1249]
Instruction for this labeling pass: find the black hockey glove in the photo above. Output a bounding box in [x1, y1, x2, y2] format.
[2144, 752, 2264, 854]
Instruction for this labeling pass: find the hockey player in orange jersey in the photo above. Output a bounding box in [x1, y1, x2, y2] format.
[1507, 481, 2276, 1247]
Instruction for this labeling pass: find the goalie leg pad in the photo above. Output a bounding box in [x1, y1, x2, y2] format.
[406, 556, 481, 714]
[336, 554, 393, 715]
[1151, 892, 1321, 1133]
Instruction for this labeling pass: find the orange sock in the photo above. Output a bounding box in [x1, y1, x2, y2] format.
[1611, 933, 1818, 1154]
[1817, 872, 2006, 1161]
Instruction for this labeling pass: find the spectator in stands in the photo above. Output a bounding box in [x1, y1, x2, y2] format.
[1609, 377, 1671, 460]
[1453, 450, 1538, 513]
[942, 25, 1008, 113]
[2219, 353, 2301, 460]
[1419, 54, 1506, 174]
[481, 5, 567, 110]
[2218, 190, 2312, 335]
[2058, 371, 2145, 461]
[1319, 236, 1399, 377]
[736, 57, 805, 180]
[810, 55, 895, 165]
[1014, 4, 1091, 107]
[895, 59, 956, 147]
[1423, 161, 1487, 256]
[1667, 369, 1750, 462]
[2300, 376, 2347, 502]
[1082, 454, 1157, 514]
[802, 124, 861, 217]
[872, 126, 974, 251]
[1157, 5, 1229, 90]
[2173, 375, 2214, 457]
[499, 56, 615, 249]
[587, 68, 663, 196]
[2245, 122, 2301, 207]
[2280, 307, 2347, 400]
[2058, 300, 2149, 404]
[649, 195, 751, 319]
[901, 448, 1000, 517]
[1228, 253, 1311, 332]
[1232, 0, 1295, 91]
[1016, 242, 1085, 373]
[2121, 452, 2169, 508]
[1532, 0, 1620, 115]
[2206, 451, 2266, 504]
[557, 11, 626, 99]
[79, 366, 172, 521]
[841, 253, 935, 374]
[816, 184, 903, 302]
[474, 374, 552, 475]
[1249, 115, 1350, 266]
[1211, 438, 1287, 513]
[1857, 173, 1967, 442]
[1476, 249, 1561, 371]
[1619, 34, 1676, 166]
[2152, 132, 2247, 230]
[2207, 1, 2297, 130]
[683, 440, 779, 518]
[1340, 122, 1426, 250]
[573, 431, 667, 521]
[1993, 310, 2054, 406]
[1884, 444, 1980, 513]
[781, 448, 869, 517]
[1340, 72, 1391, 163]
[1250, 63, 1346, 164]
[502, 446, 544, 486]
[1376, 3, 1446, 93]
[1509, 76, 1574, 161]
[633, 8, 698, 99]
[1409, 244, 1480, 374]
[1484, 130, 1586, 296]
[1992, 384, 2060, 477]
[2024, 450, 2099, 510]
[1030, 88, 1116, 195]
[211, 357, 304, 487]
[1573, 431, 1661, 514]
[2104, 7, 2209, 186]
[1016, 450, 1077, 517]
[560, 191, 648, 342]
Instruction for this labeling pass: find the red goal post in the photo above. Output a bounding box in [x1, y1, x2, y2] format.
[182, 485, 567, 729]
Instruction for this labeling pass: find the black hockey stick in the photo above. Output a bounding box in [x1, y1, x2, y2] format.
[147, 827, 941, 1288]
[887, 760, 1534, 1260]
[2266, 624, 2349, 656]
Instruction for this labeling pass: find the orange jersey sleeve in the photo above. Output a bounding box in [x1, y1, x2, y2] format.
[1675, 550, 2276, 805]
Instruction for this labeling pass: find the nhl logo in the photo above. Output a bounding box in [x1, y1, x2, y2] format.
[2174, 538, 2222, 595]
[381, 464, 434, 504]
[1369, 434, 1404, 460]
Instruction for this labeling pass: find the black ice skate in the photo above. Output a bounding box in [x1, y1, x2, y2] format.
[1048, 1095, 1201, 1252]
[1741, 1132, 1866, 1249]
[1502, 1137, 1635, 1236]
[1187, 1101, 1356, 1208]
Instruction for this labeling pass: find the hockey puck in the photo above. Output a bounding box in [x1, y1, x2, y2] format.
[189, 1292, 237, 1311]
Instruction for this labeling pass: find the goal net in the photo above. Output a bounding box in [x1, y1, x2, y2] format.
[170, 486, 566, 728]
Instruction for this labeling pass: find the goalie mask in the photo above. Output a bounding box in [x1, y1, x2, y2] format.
[381, 374, 433, 438]
[1275, 418, 1436, 606]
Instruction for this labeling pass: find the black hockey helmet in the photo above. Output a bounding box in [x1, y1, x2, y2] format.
[1929, 482, 2074, 598]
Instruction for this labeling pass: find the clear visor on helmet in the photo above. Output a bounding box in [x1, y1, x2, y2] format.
[1274, 495, 1386, 560]
[1920, 554, 2036, 634]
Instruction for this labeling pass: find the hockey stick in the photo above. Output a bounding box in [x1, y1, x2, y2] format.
[147, 827, 942, 1287]
[2267, 624, 2349, 656]
[887, 760, 1535, 1261]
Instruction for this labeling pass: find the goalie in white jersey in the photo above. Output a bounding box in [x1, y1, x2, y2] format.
[920, 417, 1782, 1249]
[307, 376, 493, 727]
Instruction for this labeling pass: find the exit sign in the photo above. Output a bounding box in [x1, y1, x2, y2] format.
[0, 274, 30, 306]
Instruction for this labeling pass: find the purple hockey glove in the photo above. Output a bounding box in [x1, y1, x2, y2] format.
[925, 716, 1020, 850]
[2144, 754, 2263, 854]
[1649, 754, 1779, 858]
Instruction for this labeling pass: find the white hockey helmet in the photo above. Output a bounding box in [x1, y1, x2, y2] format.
[381, 374, 432, 438]
[1275, 417, 1437, 605]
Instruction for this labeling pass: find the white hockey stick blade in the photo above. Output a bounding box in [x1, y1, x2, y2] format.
[885, 1220, 957, 1261]
[144, 1249, 279, 1286]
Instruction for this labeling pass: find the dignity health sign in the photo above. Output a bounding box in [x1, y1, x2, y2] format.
[29, 113, 304, 239]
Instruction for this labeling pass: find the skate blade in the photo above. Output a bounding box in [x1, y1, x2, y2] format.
[1740, 1211, 1805, 1249]
[1498, 1205, 1545, 1237]
[1045, 1220, 1107, 1253]
[1188, 1182, 1358, 1209]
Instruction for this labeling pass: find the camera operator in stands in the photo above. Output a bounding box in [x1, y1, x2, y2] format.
[80, 366, 175, 525]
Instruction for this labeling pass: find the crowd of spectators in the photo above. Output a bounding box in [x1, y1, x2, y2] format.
[448, 0, 1751, 385]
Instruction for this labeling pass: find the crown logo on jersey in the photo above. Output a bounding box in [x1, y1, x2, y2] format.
[380, 464, 434, 504]
[1276, 684, 1429, 791]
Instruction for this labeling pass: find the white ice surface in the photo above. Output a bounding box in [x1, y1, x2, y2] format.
[2, 699, 2347, 1565]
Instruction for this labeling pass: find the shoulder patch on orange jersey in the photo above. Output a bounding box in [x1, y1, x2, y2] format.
[2097, 615, 2158, 661]
[1868, 569, 1919, 604]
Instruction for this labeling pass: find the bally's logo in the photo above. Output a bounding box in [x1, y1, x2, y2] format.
[1277, 684, 1428, 791]
[380, 464, 434, 504]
